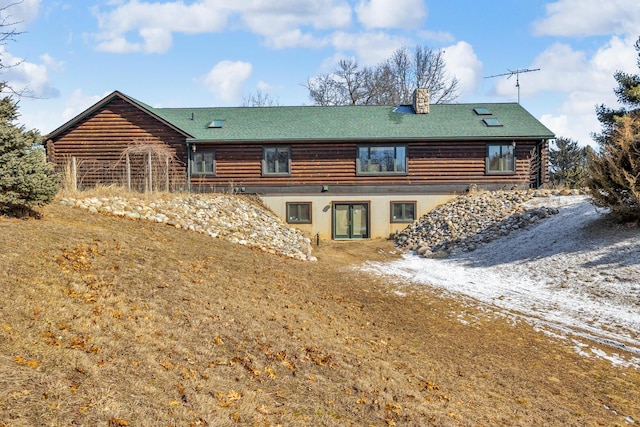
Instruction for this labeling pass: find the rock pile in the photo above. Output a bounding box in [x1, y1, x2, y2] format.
[394, 190, 562, 257]
[59, 194, 315, 261]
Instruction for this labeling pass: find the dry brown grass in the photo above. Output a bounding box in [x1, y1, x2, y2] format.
[1, 199, 639, 426]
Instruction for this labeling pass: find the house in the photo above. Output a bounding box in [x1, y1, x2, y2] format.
[45, 89, 554, 240]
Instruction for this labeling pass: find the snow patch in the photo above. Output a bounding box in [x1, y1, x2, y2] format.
[363, 196, 640, 368]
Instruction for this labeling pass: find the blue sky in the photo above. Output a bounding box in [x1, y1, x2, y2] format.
[2, 0, 640, 146]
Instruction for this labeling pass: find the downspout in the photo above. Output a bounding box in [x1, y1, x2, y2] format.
[186, 141, 192, 192]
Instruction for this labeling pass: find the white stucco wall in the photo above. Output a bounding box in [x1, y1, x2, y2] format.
[262, 192, 456, 240]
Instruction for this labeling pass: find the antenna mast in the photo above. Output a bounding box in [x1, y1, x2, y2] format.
[485, 68, 540, 103]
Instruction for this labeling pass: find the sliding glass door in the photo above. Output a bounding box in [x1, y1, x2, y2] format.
[333, 203, 369, 239]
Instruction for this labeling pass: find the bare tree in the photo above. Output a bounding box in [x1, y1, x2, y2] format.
[303, 45, 459, 106]
[305, 58, 370, 106]
[0, 1, 26, 97]
[242, 89, 279, 107]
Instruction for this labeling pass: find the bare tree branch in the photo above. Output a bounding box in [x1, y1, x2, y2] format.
[303, 45, 460, 107]
[242, 89, 280, 107]
[0, 1, 35, 98]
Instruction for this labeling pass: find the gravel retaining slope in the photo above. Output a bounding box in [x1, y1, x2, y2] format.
[394, 190, 586, 256]
[59, 194, 314, 261]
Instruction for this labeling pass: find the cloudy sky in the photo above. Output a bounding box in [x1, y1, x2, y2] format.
[2, 0, 639, 146]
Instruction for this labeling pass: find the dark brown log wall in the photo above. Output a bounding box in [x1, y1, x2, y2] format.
[47, 99, 188, 190]
[194, 140, 546, 189]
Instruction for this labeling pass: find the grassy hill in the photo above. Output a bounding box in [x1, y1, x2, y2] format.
[1, 196, 638, 426]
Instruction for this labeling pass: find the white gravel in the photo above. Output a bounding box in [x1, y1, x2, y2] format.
[362, 195, 640, 368]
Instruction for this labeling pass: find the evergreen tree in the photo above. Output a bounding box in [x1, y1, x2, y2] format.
[593, 37, 640, 147]
[549, 137, 588, 188]
[587, 114, 640, 220]
[587, 36, 640, 220]
[0, 87, 58, 215]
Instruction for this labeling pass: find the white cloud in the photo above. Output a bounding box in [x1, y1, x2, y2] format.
[0, 46, 59, 98]
[21, 90, 106, 135]
[238, 1, 351, 48]
[263, 29, 324, 50]
[442, 41, 482, 98]
[0, 0, 40, 29]
[540, 89, 606, 146]
[200, 60, 253, 103]
[92, 0, 354, 53]
[516, 36, 639, 146]
[61, 90, 106, 123]
[417, 30, 455, 44]
[532, 0, 640, 37]
[92, 0, 229, 53]
[94, 36, 140, 54]
[490, 37, 636, 100]
[355, 0, 426, 29]
[330, 31, 410, 65]
[138, 27, 173, 53]
[40, 54, 64, 72]
[257, 81, 272, 92]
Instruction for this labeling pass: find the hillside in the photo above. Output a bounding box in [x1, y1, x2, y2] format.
[1, 194, 639, 426]
[368, 194, 640, 368]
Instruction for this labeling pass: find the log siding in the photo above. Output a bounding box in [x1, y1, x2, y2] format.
[47, 99, 188, 190]
[191, 140, 543, 190]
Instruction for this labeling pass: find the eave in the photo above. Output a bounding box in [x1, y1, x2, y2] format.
[186, 135, 554, 144]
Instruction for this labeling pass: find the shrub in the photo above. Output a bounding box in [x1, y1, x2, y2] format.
[587, 114, 640, 220]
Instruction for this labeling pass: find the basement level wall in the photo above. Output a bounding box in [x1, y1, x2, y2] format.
[262, 193, 457, 240]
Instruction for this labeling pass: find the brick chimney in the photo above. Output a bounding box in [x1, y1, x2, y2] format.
[412, 88, 430, 114]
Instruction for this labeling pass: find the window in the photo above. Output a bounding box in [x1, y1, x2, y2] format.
[192, 148, 215, 175]
[391, 202, 416, 223]
[263, 146, 290, 175]
[208, 119, 225, 128]
[357, 146, 407, 175]
[486, 144, 515, 174]
[473, 107, 492, 115]
[483, 117, 503, 127]
[286, 202, 312, 224]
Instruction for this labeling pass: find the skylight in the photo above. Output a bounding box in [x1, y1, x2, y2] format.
[393, 105, 415, 114]
[208, 119, 225, 128]
[474, 107, 492, 115]
[483, 118, 503, 127]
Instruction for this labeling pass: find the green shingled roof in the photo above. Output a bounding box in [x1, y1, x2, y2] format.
[148, 102, 554, 143]
[46, 91, 554, 143]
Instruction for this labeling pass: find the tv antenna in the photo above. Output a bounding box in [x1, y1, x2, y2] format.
[485, 68, 540, 103]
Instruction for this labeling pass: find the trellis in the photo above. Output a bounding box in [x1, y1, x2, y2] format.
[60, 140, 185, 192]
